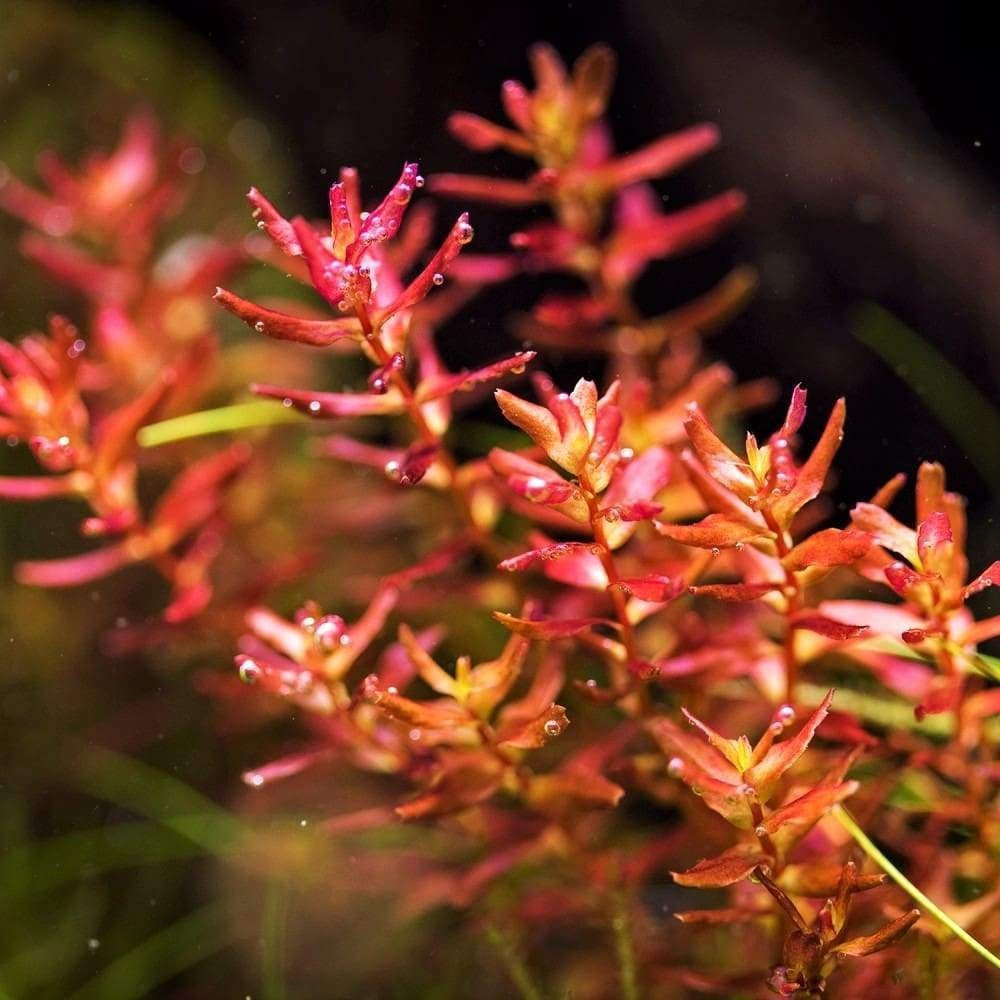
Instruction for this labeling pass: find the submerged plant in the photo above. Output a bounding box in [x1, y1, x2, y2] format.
[1, 41, 997, 998]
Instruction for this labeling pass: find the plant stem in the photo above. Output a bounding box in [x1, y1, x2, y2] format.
[611, 890, 641, 1000]
[138, 401, 306, 447]
[833, 805, 1000, 971]
[484, 924, 545, 1000]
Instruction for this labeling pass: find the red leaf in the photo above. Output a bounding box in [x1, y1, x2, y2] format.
[792, 616, 869, 640]
[496, 703, 569, 748]
[763, 780, 859, 855]
[613, 574, 685, 603]
[690, 582, 780, 602]
[415, 351, 536, 403]
[884, 561, 924, 596]
[498, 541, 595, 573]
[252, 383, 404, 417]
[831, 910, 920, 958]
[507, 474, 577, 505]
[214, 287, 361, 346]
[247, 186, 302, 256]
[917, 510, 952, 559]
[772, 398, 846, 526]
[491, 611, 616, 639]
[672, 846, 765, 888]
[592, 123, 720, 190]
[964, 560, 1000, 600]
[852, 502, 918, 565]
[646, 715, 739, 783]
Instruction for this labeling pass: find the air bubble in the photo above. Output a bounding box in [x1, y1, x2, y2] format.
[432, 272, 445, 286]
[667, 757, 685, 777]
[544, 719, 562, 737]
[238, 658, 261, 684]
[776, 704, 796, 726]
[254, 321, 265, 333]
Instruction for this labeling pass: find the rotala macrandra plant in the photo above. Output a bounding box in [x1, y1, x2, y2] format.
[2, 42, 997, 997]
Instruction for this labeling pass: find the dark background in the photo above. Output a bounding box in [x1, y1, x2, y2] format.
[141, 0, 1000, 533]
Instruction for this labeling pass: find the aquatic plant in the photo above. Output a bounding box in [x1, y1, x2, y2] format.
[1, 42, 997, 997]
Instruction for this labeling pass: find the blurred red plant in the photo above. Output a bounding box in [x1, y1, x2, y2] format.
[1, 42, 998, 997]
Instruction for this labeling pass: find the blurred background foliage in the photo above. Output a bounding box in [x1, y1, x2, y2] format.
[0, 1, 997, 997]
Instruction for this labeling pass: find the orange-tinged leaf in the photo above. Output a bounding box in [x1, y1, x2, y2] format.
[612, 574, 685, 603]
[831, 910, 920, 958]
[491, 611, 616, 639]
[743, 690, 833, 799]
[762, 780, 859, 855]
[497, 702, 569, 748]
[646, 715, 739, 782]
[851, 502, 918, 565]
[495, 388, 560, 453]
[672, 846, 764, 888]
[782, 528, 871, 571]
[690, 582, 780, 602]
[771, 397, 846, 526]
[657, 512, 767, 549]
[683, 405, 756, 499]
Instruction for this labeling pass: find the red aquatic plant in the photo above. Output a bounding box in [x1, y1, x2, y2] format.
[1, 41, 997, 998]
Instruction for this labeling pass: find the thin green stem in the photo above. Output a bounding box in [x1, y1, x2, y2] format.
[833, 805, 1000, 971]
[852, 303, 1000, 492]
[137, 401, 307, 447]
[261, 878, 289, 1000]
[611, 890, 641, 1000]
[484, 924, 545, 1000]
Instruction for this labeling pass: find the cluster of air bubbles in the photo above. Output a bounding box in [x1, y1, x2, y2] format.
[369, 353, 405, 394]
[360, 214, 391, 245]
[766, 436, 796, 496]
[296, 607, 351, 651]
[775, 704, 796, 728]
[67, 338, 86, 359]
[30, 434, 74, 468]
